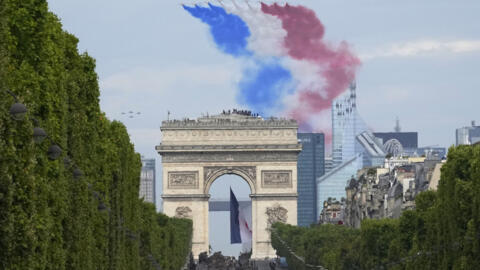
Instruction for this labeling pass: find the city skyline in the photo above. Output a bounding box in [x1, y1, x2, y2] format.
[47, 0, 480, 212]
[3, 0, 480, 267]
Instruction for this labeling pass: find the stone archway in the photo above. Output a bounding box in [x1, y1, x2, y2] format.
[204, 166, 256, 194]
[207, 172, 252, 256]
[156, 112, 301, 259]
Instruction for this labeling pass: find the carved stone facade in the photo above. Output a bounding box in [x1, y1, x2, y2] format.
[261, 170, 292, 188]
[175, 206, 193, 219]
[161, 151, 298, 163]
[168, 171, 198, 189]
[266, 204, 288, 227]
[204, 166, 256, 184]
[157, 112, 300, 259]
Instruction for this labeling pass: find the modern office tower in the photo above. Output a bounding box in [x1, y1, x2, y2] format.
[317, 82, 385, 219]
[357, 131, 387, 167]
[456, 121, 480, 146]
[324, 156, 333, 173]
[331, 82, 384, 168]
[140, 158, 156, 204]
[297, 133, 325, 227]
[374, 132, 418, 156]
[317, 155, 363, 220]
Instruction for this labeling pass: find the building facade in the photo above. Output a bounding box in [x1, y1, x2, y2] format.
[318, 198, 345, 225]
[373, 132, 418, 149]
[456, 121, 480, 146]
[140, 158, 156, 205]
[331, 83, 368, 167]
[374, 131, 447, 158]
[317, 83, 385, 219]
[416, 147, 447, 159]
[297, 133, 325, 227]
[344, 158, 444, 228]
[157, 111, 300, 258]
[373, 132, 418, 156]
[317, 155, 362, 220]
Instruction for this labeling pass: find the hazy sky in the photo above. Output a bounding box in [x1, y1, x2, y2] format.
[48, 0, 479, 254]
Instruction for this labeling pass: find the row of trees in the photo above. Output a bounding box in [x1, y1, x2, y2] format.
[0, 0, 191, 269]
[272, 144, 480, 270]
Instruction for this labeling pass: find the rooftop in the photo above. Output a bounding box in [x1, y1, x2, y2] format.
[161, 110, 298, 130]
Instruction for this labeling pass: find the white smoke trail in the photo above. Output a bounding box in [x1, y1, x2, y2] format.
[223, 1, 287, 58]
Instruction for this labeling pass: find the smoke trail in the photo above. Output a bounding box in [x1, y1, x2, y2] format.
[183, 3, 251, 56]
[184, 3, 295, 117]
[224, 2, 287, 58]
[261, 3, 361, 137]
[237, 60, 295, 116]
[184, 2, 361, 145]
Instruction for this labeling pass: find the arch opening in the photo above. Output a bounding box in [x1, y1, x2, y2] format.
[205, 168, 256, 195]
[208, 174, 252, 257]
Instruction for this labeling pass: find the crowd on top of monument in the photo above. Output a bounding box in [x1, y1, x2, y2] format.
[222, 109, 259, 117]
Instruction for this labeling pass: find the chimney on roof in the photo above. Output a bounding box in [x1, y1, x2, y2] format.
[472, 120, 476, 127]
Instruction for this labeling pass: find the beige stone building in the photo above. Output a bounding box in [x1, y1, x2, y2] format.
[156, 111, 301, 259]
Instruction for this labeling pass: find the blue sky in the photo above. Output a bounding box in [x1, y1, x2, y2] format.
[49, 0, 480, 255]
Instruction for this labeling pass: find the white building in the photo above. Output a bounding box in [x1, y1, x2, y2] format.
[456, 121, 480, 146]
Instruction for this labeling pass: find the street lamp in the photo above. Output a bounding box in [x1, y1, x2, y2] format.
[73, 168, 83, 179]
[47, 143, 62, 160]
[63, 156, 72, 167]
[3, 89, 27, 120]
[33, 127, 47, 143]
[10, 103, 27, 120]
[31, 118, 48, 143]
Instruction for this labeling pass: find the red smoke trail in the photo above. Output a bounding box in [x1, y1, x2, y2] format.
[261, 3, 360, 144]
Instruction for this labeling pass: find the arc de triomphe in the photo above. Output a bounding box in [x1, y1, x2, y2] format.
[156, 112, 301, 259]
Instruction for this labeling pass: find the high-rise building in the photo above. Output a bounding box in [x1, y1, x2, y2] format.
[140, 158, 156, 205]
[331, 83, 366, 167]
[374, 131, 419, 157]
[324, 156, 334, 174]
[456, 121, 480, 146]
[297, 133, 325, 227]
[374, 132, 418, 153]
[331, 82, 384, 168]
[317, 83, 385, 219]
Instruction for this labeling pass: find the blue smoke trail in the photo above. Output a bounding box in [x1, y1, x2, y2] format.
[183, 3, 295, 116]
[183, 3, 251, 57]
[237, 61, 295, 116]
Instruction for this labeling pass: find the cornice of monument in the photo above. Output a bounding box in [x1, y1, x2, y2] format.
[156, 143, 302, 153]
[160, 113, 298, 130]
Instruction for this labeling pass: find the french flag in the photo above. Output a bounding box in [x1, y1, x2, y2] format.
[230, 188, 252, 245]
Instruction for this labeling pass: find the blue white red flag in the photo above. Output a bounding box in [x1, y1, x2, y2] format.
[230, 188, 242, 244]
[230, 188, 252, 246]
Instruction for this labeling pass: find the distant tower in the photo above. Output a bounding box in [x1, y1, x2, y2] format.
[140, 158, 156, 205]
[297, 133, 325, 227]
[394, 117, 401, 132]
[331, 80, 366, 167]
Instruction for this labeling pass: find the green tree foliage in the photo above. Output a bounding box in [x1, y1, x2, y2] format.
[271, 145, 480, 269]
[0, 0, 192, 269]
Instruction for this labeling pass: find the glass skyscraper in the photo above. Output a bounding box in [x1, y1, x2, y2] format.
[332, 82, 369, 167]
[317, 155, 362, 219]
[317, 83, 385, 218]
[140, 158, 156, 205]
[297, 133, 325, 226]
